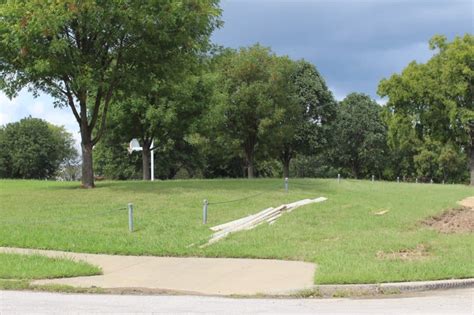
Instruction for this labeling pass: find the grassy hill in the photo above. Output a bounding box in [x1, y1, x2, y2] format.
[0, 178, 472, 284]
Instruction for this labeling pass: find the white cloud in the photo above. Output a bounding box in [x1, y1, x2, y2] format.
[375, 98, 388, 106]
[0, 92, 21, 125]
[0, 90, 81, 151]
[29, 100, 45, 116]
[328, 86, 346, 102]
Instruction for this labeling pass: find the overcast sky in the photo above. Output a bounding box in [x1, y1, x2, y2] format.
[0, 0, 472, 147]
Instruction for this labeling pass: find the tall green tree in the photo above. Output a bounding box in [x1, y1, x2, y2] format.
[272, 59, 336, 178]
[413, 139, 467, 183]
[0, 117, 76, 179]
[198, 48, 246, 178]
[106, 72, 214, 180]
[332, 93, 388, 178]
[378, 34, 473, 185]
[0, 0, 221, 187]
[261, 56, 298, 178]
[381, 110, 421, 180]
[215, 44, 285, 178]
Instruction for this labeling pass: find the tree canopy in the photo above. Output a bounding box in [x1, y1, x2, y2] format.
[0, 0, 221, 187]
[213, 44, 281, 178]
[274, 59, 336, 178]
[331, 93, 388, 179]
[0, 117, 76, 179]
[378, 34, 473, 185]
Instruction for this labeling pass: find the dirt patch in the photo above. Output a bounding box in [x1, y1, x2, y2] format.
[376, 244, 430, 261]
[458, 196, 474, 209]
[423, 207, 474, 234]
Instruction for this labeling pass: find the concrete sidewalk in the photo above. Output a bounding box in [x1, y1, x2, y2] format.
[0, 247, 316, 296]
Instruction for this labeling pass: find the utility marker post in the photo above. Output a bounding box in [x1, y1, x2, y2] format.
[202, 199, 208, 224]
[128, 203, 134, 232]
[284, 177, 289, 193]
[151, 140, 155, 181]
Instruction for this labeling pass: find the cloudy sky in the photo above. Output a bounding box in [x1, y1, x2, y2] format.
[0, 0, 472, 147]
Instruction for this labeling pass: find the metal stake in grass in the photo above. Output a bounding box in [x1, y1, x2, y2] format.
[128, 203, 134, 232]
[284, 177, 289, 193]
[203, 199, 208, 224]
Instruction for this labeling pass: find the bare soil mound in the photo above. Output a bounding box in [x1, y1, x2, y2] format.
[423, 207, 474, 234]
[458, 196, 474, 209]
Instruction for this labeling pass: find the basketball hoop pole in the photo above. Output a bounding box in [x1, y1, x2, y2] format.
[151, 140, 154, 181]
[129, 138, 154, 181]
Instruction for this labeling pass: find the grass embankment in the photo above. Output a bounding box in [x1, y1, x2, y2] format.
[0, 178, 472, 284]
[0, 253, 100, 279]
[0, 252, 101, 290]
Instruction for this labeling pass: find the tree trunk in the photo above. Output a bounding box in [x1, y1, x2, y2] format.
[244, 147, 255, 179]
[142, 146, 151, 181]
[247, 159, 254, 179]
[81, 142, 95, 188]
[245, 153, 255, 179]
[283, 159, 290, 179]
[351, 166, 359, 179]
[281, 147, 292, 179]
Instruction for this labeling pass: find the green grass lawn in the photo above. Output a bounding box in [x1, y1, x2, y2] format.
[0, 253, 100, 279]
[0, 178, 472, 284]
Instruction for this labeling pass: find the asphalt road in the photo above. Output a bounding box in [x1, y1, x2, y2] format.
[1, 289, 473, 314]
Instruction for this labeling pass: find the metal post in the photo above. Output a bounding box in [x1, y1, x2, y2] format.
[372, 175, 374, 183]
[202, 199, 208, 224]
[284, 177, 288, 193]
[397, 177, 400, 183]
[151, 140, 155, 181]
[337, 174, 340, 183]
[415, 178, 418, 184]
[128, 203, 134, 232]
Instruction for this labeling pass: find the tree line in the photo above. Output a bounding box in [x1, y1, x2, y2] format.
[0, 2, 472, 185]
[95, 37, 472, 184]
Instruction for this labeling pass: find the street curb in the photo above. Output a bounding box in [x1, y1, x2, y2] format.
[290, 278, 474, 297]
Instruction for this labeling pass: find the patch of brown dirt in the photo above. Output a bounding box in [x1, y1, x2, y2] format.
[376, 244, 430, 261]
[458, 196, 474, 209]
[423, 207, 474, 234]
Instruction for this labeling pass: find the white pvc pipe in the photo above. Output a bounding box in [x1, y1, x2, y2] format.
[151, 140, 154, 181]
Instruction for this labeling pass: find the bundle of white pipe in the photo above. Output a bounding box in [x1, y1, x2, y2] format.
[201, 197, 327, 247]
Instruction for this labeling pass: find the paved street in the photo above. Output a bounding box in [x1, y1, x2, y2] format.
[1, 288, 472, 314]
